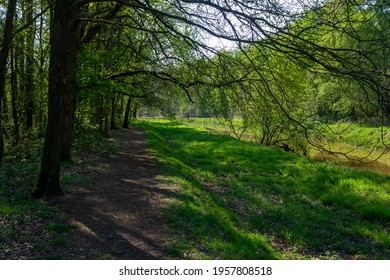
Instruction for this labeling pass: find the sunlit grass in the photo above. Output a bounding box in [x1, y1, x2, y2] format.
[180, 117, 390, 176]
[327, 122, 390, 148]
[138, 119, 390, 259]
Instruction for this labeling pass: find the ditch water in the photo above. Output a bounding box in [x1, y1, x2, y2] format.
[310, 152, 390, 176]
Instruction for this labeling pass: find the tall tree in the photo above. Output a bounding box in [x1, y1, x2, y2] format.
[61, 3, 122, 161]
[32, 0, 82, 197]
[0, 0, 17, 163]
[10, 43, 20, 145]
[25, 0, 35, 130]
[123, 97, 132, 128]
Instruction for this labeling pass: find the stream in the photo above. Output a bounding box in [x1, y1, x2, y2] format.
[310, 152, 390, 176]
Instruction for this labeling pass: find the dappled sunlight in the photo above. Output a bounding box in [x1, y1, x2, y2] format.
[355, 226, 390, 248]
[121, 178, 155, 185]
[56, 128, 172, 259]
[68, 219, 104, 242]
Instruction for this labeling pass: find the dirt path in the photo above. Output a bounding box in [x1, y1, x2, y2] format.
[57, 127, 172, 259]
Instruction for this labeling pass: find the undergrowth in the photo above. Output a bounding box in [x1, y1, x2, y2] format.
[0, 126, 113, 259]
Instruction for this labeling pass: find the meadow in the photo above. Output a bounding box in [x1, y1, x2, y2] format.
[179, 118, 390, 175]
[139, 119, 390, 259]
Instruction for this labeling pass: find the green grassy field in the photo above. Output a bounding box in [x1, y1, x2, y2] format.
[138, 119, 390, 259]
[179, 118, 390, 175]
[326, 123, 390, 148]
[178, 118, 390, 150]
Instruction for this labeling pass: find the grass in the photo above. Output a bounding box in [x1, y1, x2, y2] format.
[180, 118, 390, 175]
[0, 126, 114, 259]
[137, 119, 390, 259]
[180, 118, 390, 150]
[309, 123, 390, 175]
[47, 223, 77, 233]
[60, 173, 92, 187]
[179, 117, 252, 139]
[0, 156, 59, 259]
[73, 126, 118, 157]
[325, 122, 390, 149]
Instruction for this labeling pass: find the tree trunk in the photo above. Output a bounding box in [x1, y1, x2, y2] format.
[10, 45, 19, 145]
[32, 0, 81, 198]
[0, 0, 17, 163]
[123, 98, 132, 128]
[98, 102, 103, 132]
[102, 96, 110, 137]
[132, 102, 138, 119]
[110, 94, 118, 129]
[25, 0, 35, 130]
[60, 3, 82, 163]
[60, 93, 74, 162]
[61, 81, 78, 162]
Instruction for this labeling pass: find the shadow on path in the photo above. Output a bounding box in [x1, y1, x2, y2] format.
[58, 128, 173, 259]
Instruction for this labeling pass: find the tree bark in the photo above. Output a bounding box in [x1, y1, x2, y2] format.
[37, 3, 48, 135]
[132, 102, 138, 119]
[123, 98, 132, 128]
[32, 0, 81, 198]
[102, 96, 110, 137]
[61, 81, 78, 162]
[25, 0, 35, 130]
[10, 45, 19, 145]
[98, 101, 103, 132]
[60, 4, 122, 161]
[110, 94, 118, 129]
[0, 0, 17, 163]
[60, 3, 82, 163]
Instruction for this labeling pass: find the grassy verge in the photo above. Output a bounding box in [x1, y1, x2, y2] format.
[309, 123, 390, 175]
[179, 117, 250, 138]
[179, 118, 390, 175]
[138, 119, 390, 259]
[179, 118, 390, 150]
[325, 123, 390, 149]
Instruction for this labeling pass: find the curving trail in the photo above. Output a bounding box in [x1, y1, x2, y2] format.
[58, 127, 172, 259]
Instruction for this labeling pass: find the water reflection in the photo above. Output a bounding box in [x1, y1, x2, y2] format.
[310, 152, 390, 176]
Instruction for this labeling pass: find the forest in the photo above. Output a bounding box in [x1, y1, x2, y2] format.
[0, 0, 389, 259]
